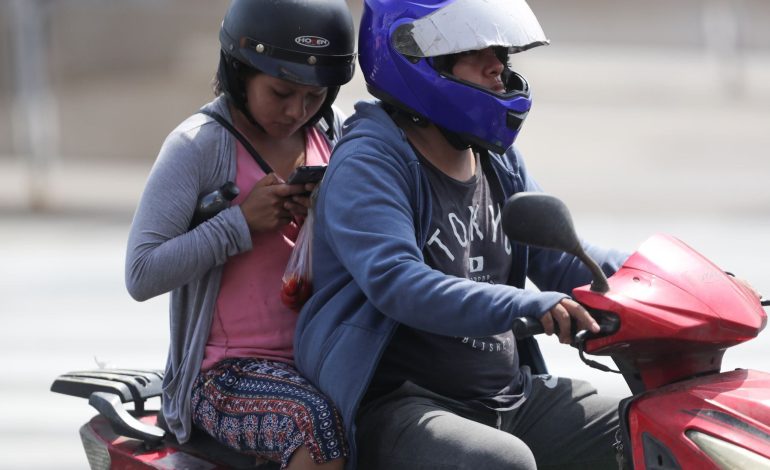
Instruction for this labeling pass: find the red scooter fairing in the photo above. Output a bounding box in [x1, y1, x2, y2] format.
[572, 233, 769, 469]
[574, 233, 767, 391]
[627, 369, 770, 468]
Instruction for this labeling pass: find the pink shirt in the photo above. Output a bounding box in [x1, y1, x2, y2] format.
[201, 127, 331, 370]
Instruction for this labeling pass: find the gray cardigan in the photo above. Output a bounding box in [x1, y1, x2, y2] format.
[125, 95, 343, 443]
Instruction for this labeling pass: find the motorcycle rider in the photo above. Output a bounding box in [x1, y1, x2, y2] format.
[125, 0, 355, 468]
[294, 0, 629, 469]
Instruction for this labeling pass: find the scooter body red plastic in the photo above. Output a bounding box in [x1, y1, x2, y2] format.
[574, 234, 766, 390]
[571, 234, 769, 468]
[627, 368, 770, 468]
[83, 414, 230, 470]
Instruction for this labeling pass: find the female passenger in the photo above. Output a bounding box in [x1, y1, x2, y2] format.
[125, 1, 355, 468]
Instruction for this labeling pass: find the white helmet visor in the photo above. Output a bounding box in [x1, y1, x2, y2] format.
[393, 0, 549, 58]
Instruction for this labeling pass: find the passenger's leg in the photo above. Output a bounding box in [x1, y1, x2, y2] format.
[191, 358, 348, 468]
[286, 445, 344, 470]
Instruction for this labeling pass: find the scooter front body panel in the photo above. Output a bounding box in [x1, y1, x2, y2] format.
[627, 368, 770, 469]
[575, 233, 767, 389]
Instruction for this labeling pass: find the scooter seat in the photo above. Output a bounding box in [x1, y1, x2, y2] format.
[158, 404, 280, 469]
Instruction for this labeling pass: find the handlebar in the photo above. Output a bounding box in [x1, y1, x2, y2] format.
[512, 316, 545, 339]
[512, 311, 623, 375]
[512, 310, 621, 341]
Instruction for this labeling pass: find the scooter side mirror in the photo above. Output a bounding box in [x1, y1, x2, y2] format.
[502, 192, 610, 293]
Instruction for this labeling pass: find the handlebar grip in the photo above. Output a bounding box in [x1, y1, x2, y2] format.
[512, 317, 545, 339]
[513, 310, 620, 341]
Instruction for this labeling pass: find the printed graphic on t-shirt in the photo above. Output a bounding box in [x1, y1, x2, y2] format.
[424, 202, 512, 281]
[461, 336, 513, 353]
[422, 157, 511, 284]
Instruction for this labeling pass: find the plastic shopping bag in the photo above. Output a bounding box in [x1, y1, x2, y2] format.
[281, 210, 314, 311]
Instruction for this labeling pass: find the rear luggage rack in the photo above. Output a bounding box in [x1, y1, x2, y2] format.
[51, 369, 163, 411]
[51, 369, 166, 444]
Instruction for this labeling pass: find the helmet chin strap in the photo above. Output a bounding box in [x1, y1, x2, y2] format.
[232, 97, 267, 133]
[219, 52, 267, 133]
[226, 93, 267, 133]
[437, 126, 472, 151]
[383, 102, 472, 151]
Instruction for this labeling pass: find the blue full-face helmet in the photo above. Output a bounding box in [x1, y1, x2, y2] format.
[359, 0, 549, 153]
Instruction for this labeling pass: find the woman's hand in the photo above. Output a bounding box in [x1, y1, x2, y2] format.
[284, 182, 320, 219]
[239, 173, 311, 233]
[540, 298, 600, 344]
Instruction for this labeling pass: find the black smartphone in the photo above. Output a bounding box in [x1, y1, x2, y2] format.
[286, 165, 327, 185]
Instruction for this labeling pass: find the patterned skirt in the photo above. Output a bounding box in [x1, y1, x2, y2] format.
[191, 357, 348, 467]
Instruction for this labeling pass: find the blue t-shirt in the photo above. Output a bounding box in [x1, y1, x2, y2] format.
[367, 150, 526, 409]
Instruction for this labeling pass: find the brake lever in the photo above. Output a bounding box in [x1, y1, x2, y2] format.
[579, 311, 621, 342]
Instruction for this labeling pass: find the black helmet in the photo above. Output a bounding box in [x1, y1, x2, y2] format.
[218, 0, 356, 128]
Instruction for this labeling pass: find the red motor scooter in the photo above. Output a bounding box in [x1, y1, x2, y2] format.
[51, 192, 769, 469]
[504, 193, 770, 469]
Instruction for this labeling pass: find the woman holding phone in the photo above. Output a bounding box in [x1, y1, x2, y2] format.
[125, 0, 355, 468]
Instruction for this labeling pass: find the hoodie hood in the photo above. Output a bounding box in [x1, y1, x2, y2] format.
[335, 100, 419, 165]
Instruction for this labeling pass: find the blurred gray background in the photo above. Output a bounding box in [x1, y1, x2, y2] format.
[1, 0, 769, 468]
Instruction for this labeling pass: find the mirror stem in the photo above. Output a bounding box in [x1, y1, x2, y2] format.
[575, 246, 610, 293]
